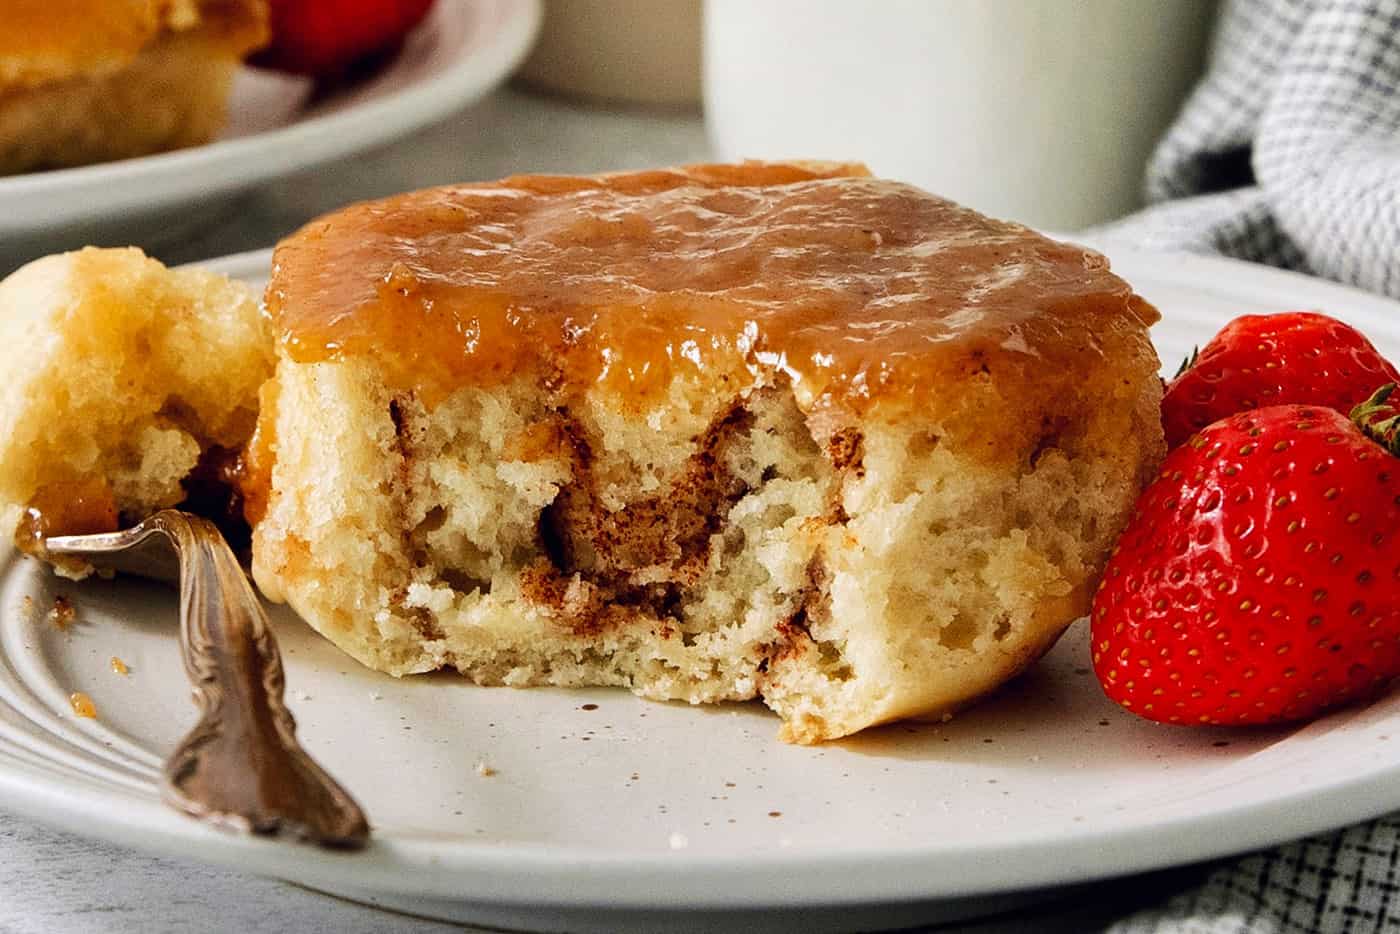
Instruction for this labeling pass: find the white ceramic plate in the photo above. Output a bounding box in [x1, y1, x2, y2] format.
[4, 245, 1400, 933]
[0, 0, 540, 266]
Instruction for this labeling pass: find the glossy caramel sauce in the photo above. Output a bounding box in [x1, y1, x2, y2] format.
[235, 377, 279, 527]
[1, 1, 178, 69]
[14, 478, 119, 556]
[269, 163, 1152, 414]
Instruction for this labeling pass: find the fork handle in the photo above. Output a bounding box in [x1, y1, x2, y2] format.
[148, 511, 369, 847]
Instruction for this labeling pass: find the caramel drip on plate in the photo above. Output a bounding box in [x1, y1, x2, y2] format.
[69, 692, 97, 719]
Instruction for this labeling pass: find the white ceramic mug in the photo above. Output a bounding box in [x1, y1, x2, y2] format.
[518, 0, 703, 106]
[704, 0, 1217, 230]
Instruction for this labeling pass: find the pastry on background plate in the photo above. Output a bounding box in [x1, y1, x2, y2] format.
[0, 162, 1165, 743]
[0, 0, 269, 175]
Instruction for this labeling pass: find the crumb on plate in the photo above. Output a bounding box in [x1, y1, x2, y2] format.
[69, 691, 96, 719]
[47, 595, 76, 631]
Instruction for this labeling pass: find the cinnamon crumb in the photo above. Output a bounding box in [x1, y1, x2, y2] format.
[475, 761, 497, 777]
[47, 596, 76, 631]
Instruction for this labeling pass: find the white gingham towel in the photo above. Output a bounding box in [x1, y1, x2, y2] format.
[1110, 818, 1400, 933]
[1106, 1, 1400, 931]
[1098, 0, 1400, 298]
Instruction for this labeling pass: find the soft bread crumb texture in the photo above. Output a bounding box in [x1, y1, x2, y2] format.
[0, 247, 272, 552]
[254, 334, 1163, 742]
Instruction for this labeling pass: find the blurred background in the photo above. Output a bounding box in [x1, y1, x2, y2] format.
[0, 0, 1222, 271]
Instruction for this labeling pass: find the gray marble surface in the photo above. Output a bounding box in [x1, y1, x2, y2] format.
[0, 85, 1200, 933]
[0, 813, 1201, 934]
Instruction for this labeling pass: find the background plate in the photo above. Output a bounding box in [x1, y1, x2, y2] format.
[0, 0, 540, 270]
[2, 245, 1399, 932]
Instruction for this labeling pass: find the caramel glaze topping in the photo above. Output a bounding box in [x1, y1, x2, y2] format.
[15, 478, 119, 557]
[268, 162, 1157, 417]
[0, 1, 269, 89]
[0, 1, 181, 72]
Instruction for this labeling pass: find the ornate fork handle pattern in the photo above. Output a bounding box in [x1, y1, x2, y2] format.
[47, 510, 369, 848]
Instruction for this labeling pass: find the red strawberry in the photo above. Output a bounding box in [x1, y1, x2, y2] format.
[252, 0, 436, 78]
[1161, 312, 1399, 449]
[1092, 391, 1400, 726]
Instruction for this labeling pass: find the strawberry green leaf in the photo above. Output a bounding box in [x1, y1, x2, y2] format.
[1173, 346, 1199, 379]
[1351, 382, 1400, 456]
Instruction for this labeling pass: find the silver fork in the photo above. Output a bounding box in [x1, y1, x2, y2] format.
[45, 510, 369, 849]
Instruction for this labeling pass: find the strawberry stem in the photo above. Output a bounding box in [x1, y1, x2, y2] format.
[1173, 346, 1199, 379]
[1351, 383, 1400, 455]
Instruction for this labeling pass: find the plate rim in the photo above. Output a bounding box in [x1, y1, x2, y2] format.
[0, 0, 542, 225]
[2, 692, 1398, 908]
[5, 243, 1400, 911]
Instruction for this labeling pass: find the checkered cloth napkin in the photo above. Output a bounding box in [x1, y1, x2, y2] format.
[1102, 1, 1400, 931]
[1097, 0, 1400, 299]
